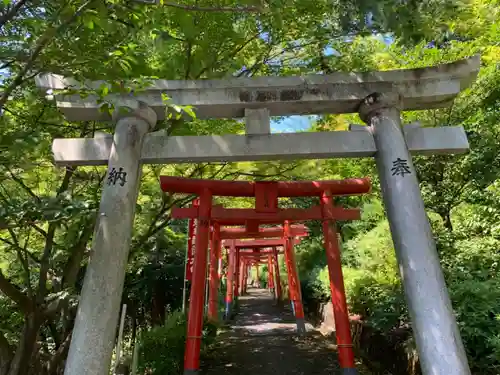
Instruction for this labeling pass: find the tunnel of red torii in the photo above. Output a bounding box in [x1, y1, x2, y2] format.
[221, 237, 304, 320]
[184, 206, 309, 322]
[161, 175, 370, 375]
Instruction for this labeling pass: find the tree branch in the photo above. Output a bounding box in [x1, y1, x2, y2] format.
[0, 0, 29, 30]
[0, 0, 94, 110]
[0, 237, 40, 264]
[195, 32, 261, 78]
[161, 1, 261, 12]
[8, 228, 33, 298]
[61, 218, 95, 289]
[37, 165, 75, 304]
[5, 167, 41, 203]
[46, 329, 71, 373]
[0, 270, 32, 314]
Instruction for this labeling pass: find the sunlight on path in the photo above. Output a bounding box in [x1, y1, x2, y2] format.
[202, 288, 341, 375]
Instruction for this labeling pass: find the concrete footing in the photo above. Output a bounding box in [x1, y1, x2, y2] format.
[224, 301, 232, 320]
[341, 368, 358, 375]
[296, 318, 306, 335]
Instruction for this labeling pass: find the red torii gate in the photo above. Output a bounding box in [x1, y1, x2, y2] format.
[239, 248, 282, 297]
[161, 176, 370, 375]
[207, 222, 308, 321]
[184, 213, 306, 322]
[222, 237, 303, 320]
[219, 224, 308, 239]
[240, 255, 272, 293]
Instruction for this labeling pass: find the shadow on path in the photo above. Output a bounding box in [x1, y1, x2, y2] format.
[202, 288, 342, 375]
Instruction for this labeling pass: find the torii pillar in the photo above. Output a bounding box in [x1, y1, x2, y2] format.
[272, 247, 283, 302]
[357, 92, 471, 374]
[268, 254, 275, 296]
[255, 263, 260, 288]
[64, 101, 157, 375]
[233, 248, 241, 302]
[208, 223, 221, 322]
[283, 221, 306, 334]
[224, 242, 236, 320]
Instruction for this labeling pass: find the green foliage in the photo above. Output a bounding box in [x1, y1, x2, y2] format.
[1, 0, 500, 374]
[138, 310, 218, 375]
[449, 279, 500, 370]
[138, 310, 187, 375]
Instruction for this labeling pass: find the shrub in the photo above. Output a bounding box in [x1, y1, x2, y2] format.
[138, 310, 218, 375]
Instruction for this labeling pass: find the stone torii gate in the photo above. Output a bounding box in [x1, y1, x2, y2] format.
[35, 56, 479, 375]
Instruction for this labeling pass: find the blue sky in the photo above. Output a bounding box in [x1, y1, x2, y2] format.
[271, 115, 315, 133]
[269, 32, 394, 134]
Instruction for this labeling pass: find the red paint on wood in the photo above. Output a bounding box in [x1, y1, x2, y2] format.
[224, 238, 301, 248]
[268, 255, 275, 290]
[184, 190, 211, 372]
[208, 223, 220, 322]
[321, 191, 356, 370]
[245, 220, 260, 233]
[255, 181, 279, 212]
[273, 247, 282, 301]
[284, 221, 305, 319]
[225, 242, 235, 305]
[185, 199, 199, 281]
[160, 176, 371, 197]
[220, 225, 307, 239]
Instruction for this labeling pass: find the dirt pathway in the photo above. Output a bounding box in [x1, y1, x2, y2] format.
[202, 288, 344, 375]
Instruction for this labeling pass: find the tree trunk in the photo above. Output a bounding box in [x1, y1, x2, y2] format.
[0, 331, 13, 375]
[7, 314, 42, 375]
[439, 211, 453, 231]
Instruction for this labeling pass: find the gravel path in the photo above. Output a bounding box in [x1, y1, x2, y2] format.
[202, 288, 344, 375]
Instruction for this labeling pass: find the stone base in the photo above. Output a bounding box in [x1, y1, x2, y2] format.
[224, 301, 232, 321]
[184, 369, 199, 375]
[296, 318, 306, 336]
[341, 368, 358, 375]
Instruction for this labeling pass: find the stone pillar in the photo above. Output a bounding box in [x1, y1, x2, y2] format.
[64, 101, 156, 375]
[359, 93, 471, 375]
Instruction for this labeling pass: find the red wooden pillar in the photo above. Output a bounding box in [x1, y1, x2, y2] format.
[208, 223, 220, 322]
[273, 247, 282, 302]
[284, 221, 306, 335]
[224, 242, 235, 320]
[240, 259, 245, 295]
[240, 260, 246, 295]
[184, 189, 212, 375]
[255, 263, 260, 288]
[234, 249, 240, 300]
[268, 254, 275, 296]
[321, 191, 357, 374]
[245, 261, 250, 293]
[245, 260, 250, 294]
[217, 244, 223, 280]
